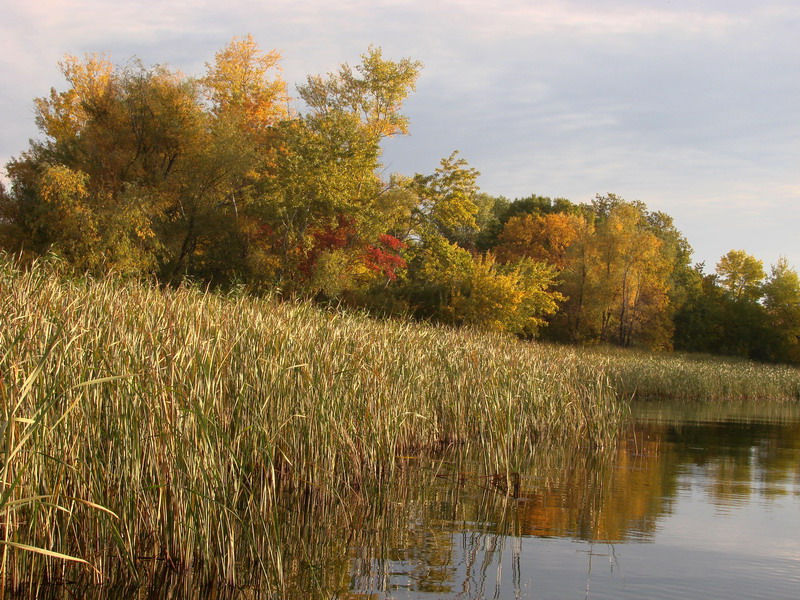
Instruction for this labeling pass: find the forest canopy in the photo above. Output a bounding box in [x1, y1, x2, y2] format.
[2, 36, 798, 363]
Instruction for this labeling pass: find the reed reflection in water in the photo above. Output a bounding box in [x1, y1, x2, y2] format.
[13, 401, 800, 599]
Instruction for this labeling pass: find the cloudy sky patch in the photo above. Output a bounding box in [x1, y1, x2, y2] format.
[1, 0, 798, 269]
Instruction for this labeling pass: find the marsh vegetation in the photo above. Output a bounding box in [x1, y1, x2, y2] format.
[2, 258, 799, 596]
[1, 257, 624, 594]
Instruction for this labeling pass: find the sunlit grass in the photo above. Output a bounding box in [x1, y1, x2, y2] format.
[0, 256, 623, 593]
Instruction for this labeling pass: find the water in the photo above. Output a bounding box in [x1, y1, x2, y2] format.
[341, 401, 800, 599]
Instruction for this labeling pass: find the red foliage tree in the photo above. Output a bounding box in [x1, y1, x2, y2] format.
[364, 234, 407, 281]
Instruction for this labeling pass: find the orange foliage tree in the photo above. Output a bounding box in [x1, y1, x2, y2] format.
[495, 212, 581, 268]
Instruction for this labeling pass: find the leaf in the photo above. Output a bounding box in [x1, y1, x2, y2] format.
[0, 540, 95, 570]
[71, 375, 131, 389]
[67, 496, 119, 519]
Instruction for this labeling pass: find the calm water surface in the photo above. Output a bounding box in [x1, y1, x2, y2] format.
[343, 401, 800, 600]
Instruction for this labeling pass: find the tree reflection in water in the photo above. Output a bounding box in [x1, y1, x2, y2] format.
[339, 401, 800, 599]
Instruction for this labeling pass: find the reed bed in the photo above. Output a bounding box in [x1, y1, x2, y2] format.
[576, 346, 800, 402]
[0, 257, 623, 593]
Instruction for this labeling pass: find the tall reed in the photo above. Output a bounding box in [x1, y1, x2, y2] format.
[576, 346, 800, 401]
[0, 257, 623, 592]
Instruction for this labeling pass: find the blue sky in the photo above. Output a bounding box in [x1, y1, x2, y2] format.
[1, 0, 798, 271]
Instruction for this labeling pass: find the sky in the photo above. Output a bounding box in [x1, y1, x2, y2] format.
[1, 0, 798, 270]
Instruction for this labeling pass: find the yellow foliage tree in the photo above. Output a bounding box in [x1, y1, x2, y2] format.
[298, 45, 421, 141]
[34, 53, 115, 143]
[203, 34, 289, 136]
[559, 200, 674, 348]
[36, 165, 101, 268]
[716, 249, 765, 301]
[447, 253, 562, 336]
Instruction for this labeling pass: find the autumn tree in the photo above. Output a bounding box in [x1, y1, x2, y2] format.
[400, 234, 561, 335]
[596, 202, 673, 346]
[401, 151, 481, 243]
[553, 197, 675, 348]
[246, 47, 421, 297]
[494, 212, 581, 268]
[550, 213, 596, 341]
[389, 155, 564, 334]
[298, 45, 421, 141]
[4, 56, 204, 274]
[448, 254, 562, 335]
[716, 250, 765, 301]
[1, 38, 296, 284]
[202, 33, 289, 135]
[473, 194, 577, 252]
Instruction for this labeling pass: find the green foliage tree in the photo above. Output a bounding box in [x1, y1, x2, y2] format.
[673, 261, 783, 363]
[298, 45, 421, 141]
[255, 47, 421, 297]
[401, 151, 481, 244]
[762, 258, 800, 363]
[672, 265, 724, 354]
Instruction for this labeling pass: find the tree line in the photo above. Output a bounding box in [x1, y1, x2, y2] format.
[1, 36, 798, 363]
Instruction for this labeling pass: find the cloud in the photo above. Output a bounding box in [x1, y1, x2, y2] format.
[436, 0, 749, 39]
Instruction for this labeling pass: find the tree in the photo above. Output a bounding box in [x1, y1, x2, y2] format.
[674, 260, 781, 362]
[716, 250, 765, 301]
[399, 151, 481, 244]
[4, 45, 283, 282]
[762, 258, 800, 363]
[5, 58, 209, 275]
[596, 202, 673, 347]
[1, 39, 426, 302]
[672, 265, 725, 354]
[552, 213, 596, 342]
[246, 47, 421, 296]
[494, 212, 581, 269]
[554, 198, 675, 348]
[448, 254, 562, 336]
[400, 233, 562, 335]
[298, 45, 421, 141]
[389, 152, 487, 323]
[202, 34, 289, 135]
[33, 53, 116, 145]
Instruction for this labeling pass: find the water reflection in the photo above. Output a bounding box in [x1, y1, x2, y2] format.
[13, 401, 800, 599]
[341, 400, 800, 599]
